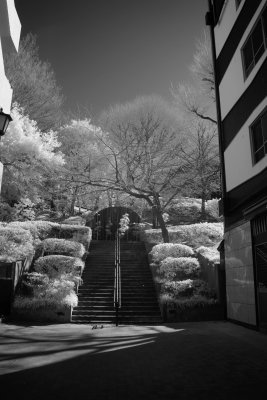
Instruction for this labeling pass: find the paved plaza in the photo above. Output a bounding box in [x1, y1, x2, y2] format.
[0, 321, 267, 399]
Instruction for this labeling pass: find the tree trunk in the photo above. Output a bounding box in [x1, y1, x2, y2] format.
[155, 207, 169, 243]
[152, 205, 157, 228]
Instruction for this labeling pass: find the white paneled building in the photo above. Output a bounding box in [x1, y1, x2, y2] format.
[207, 0, 267, 331]
[0, 0, 21, 190]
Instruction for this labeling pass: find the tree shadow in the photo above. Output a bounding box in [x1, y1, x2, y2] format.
[0, 323, 267, 399]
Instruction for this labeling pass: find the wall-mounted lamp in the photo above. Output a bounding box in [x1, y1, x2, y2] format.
[0, 108, 12, 136]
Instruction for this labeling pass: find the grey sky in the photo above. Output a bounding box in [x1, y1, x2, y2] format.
[15, 0, 208, 117]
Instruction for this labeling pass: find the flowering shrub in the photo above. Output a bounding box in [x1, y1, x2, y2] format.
[161, 279, 216, 298]
[0, 226, 34, 262]
[150, 243, 194, 263]
[34, 255, 84, 277]
[162, 213, 169, 223]
[14, 272, 78, 309]
[36, 238, 85, 258]
[119, 213, 130, 235]
[1, 103, 64, 168]
[196, 246, 220, 263]
[143, 222, 223, 248]
[159, 257, 200, 280]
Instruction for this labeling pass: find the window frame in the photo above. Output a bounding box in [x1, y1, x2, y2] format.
[241, 5, 267, 79]
[250, 107, 267, 165]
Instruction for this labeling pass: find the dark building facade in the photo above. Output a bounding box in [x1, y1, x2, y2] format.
[207, 0, 267, 330]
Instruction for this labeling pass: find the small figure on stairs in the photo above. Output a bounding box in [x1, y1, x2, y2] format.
[105, 218, 113, 240]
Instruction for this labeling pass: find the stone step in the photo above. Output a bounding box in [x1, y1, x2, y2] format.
[78, 294, 114, 298]
[72, 315, 116, 321]
[78, 295, 114, 299]
[81, 280, 114, 283]
[78, 291, 114, 295]
[71, 240, 161, 325]
[78, 301, 114, 310]
[78, 288, 114, 292]
[121, 289, 157, 293]
[72, 318, 116, 323]
[121, 296, 159, 301]
[72, 310, 116, 315]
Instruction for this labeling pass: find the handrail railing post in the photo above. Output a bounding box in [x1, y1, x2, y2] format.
[114, 229, 121, 326]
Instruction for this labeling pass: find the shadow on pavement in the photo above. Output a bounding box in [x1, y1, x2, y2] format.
[0, 322, 267, 400]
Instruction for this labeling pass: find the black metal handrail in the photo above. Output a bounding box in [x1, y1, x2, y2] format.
[114, 229, 121, 326]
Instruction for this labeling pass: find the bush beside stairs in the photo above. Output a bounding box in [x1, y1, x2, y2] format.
[71, 240, 162, 325]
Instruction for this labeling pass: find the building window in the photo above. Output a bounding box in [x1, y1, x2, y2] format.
[251, 108, 267, 164]
[235, 0, 242, 9]
[242, 7, 267, 78]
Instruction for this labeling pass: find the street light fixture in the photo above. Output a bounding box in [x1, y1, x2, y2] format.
[0, 108, 12, 136]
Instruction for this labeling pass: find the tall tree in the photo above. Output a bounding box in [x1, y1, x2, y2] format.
[171, 32, 221, 203]
[80, 95, 187, 242]
[57, 119, 107, 215]
[0, 104, 64, 210]
[5, 34, 64, 131]
[179, 119, 220, 219]
[172, 32, 216, 124]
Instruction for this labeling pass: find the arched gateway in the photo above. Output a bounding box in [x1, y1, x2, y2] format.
[88, 206, 141, 241]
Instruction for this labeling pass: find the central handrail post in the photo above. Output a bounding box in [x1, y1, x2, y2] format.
[114, 229, 121, 326]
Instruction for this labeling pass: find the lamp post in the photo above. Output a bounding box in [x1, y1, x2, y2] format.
[0, 108, 12, 137]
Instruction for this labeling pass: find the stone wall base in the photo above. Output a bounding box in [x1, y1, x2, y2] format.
[162, 303, 225, 323]
[11, 306, 72, 323]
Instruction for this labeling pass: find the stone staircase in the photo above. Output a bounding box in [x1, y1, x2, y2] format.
[71, 240, 162, 325]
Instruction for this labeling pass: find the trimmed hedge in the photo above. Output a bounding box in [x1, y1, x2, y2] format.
[9, 220, 58, 242]
[150, 243, 194, 263]
[13, 272, 78, 309]
[62, 216, 86, 225]
[143, 222, 223, 248]
[8, 221, 92, 250]
[166, 197, 221, 224]
[50, 224, 91, 250]
[0, 226, 34, 262]
[196, 246, 220, 263]
[159, 257, 200, 280]
[34, 255, 84, 277]
[36, 238, 86, 259]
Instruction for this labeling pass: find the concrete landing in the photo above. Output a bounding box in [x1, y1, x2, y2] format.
[1, 321, 267, 399]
